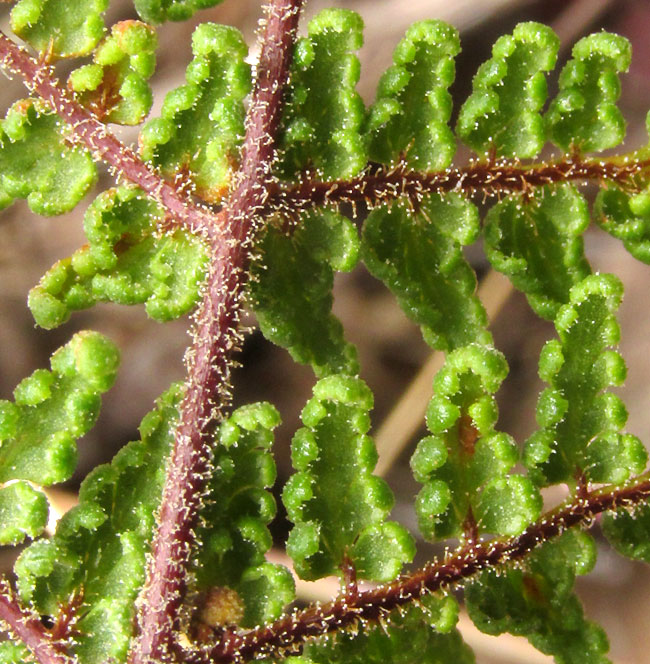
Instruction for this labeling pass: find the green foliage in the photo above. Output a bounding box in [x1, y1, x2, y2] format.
[250, 209, 359, 377]
[11, 0, 107, 58]
[283, 375, 414, 581]
[367, 20, 459, 171]
[0, 481, 48, 546]
[362, 194, 489, 351]
[524, 274, 647, 487]
[194, 402, 295, 628]
[466, 531, 609, 663]
[456, 22, 559, 159]
[14, 384, 181, 664]
[278, 9, 366, 179]
[69, 20, 157, 125]
[28, 186, 208, 329]
[134, 0, 224, 24]
[294, 595, 474, 664]
[3, 7, 650, 664]
[139, 22, 250, 203]
[0, 641, 30, 664]
[595, 185, 650, 263]
[546, 33, 631, 153]
[0, 99, 96, 215]
[484, 183, 591, 320]
[0, 330, 117, 546]
[0, 331, 118, 487]
[602, 504, 650, 563]
[412, 344, 541, 540]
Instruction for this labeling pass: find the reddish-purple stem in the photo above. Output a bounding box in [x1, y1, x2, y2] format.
[0, 30, 224, 243]
[129, 2, 303, 662]
[268, 156, 650, 215]
[189, 477, 650, 664]
[0, 579, 71, 664]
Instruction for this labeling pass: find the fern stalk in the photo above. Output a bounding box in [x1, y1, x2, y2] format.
[0, 579, 71, 664]
[269, 156, 650, 215]
[130, 1, 303, 661]
[0, 3, 303, 659]
[192, 475, 650, 663]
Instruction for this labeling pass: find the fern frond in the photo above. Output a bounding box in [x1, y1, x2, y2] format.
[484, 183, 591, 319]
[524, 274, 647, 487]
[362, 194, 488, 351]
[547, 32, 631, 153]
[283, 375, 414, 581]
[1, 5, 650, 664]
[250, 209, 359, 377]
[11, 0, 107, 59]
[412, 344, 541, 541]
[456, 22, 559, 159]
[366, 20, 459, 171]
[0, 332, 118, 544]
[28, 186, 208, 329]
[139, 23, 250, 203]
[0, 99, 96, 215]
[278, 9, 366, 179]
[69, 20, 157, 125]
[14, 384, 181, 663]
[194, 402, 295, 628]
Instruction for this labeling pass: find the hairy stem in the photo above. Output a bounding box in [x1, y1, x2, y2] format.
[269, 155, 650, 215]
[129, 1, 303, 662]
[0, 30, 223, 242]
[193, 477, 650, 663]
[0, 579, 71, 664]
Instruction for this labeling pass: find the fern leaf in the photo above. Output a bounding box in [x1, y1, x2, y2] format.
[296, 595, 473, 664]
[484, 183, 591, 320]
[0, 331, 118, 544]
[277, 9, 366, 179]
[456, 22, 559, 159]
[68, 20, 157, 125]
[11, 0, 106, 59]
[0, 641, 30, 664]
[362, 194, 489, 351]
[466, 531, 609, 663]
[524, 274, 647, 487]
[0, 482, 48, 546]
[602, 503, 650, 563]
[139, 23, 250, 203]
[0, 99, 96, 216]
[366, 20, 459, 170]
[595, 184, 650, 263]
[282, 375, 414, 581]
[14, 384, 181, 664]
[546, 33, 631, 153]
[134, 0, 224, 24]
[412, 344, 541, 541]
[250, 209, 359, 377]
[28, 186, 207, 329]
[194, 402, 295, 628]
[0, 331, 119, 485]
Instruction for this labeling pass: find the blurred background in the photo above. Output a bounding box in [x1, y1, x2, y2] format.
[2, 0, 650, 661]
